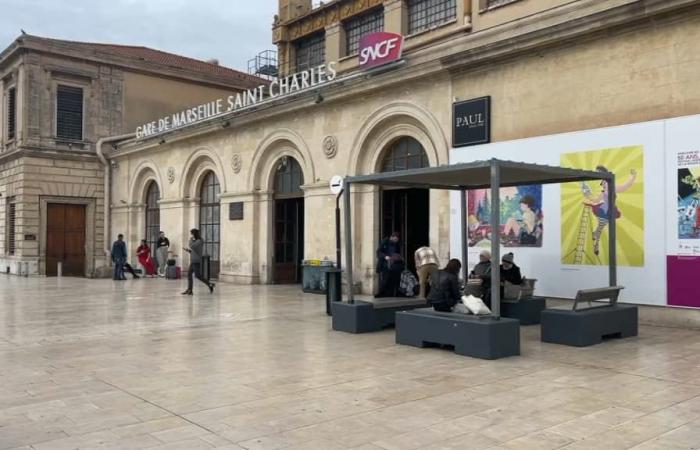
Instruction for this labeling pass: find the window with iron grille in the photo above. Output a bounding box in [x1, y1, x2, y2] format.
[56, 85, 83, 141]
[295, 32, 325, 72]
[144, 181, 160, 252]
[407, 0, 457, 35]
[7, 87, 16, 141]
[344, 8, 384, 56]
[198, 171, 220, 266]
[381, 137, 429, 172]
[7, 202, 16, 256]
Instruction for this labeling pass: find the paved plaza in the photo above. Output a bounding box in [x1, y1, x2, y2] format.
[0, 277, 699, 449]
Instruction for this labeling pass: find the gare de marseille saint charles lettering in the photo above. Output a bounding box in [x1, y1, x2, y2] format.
[135, 62, 338, 139]
[134, 32, 405, 139]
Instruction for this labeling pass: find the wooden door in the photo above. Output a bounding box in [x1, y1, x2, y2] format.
[46, 203, 86, 277]
[273, 198, 304, 284]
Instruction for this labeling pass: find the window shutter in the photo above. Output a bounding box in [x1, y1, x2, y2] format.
[7, 88, 16, 140]
[56, 85, 84, 141]
[8, 203, 16, 256]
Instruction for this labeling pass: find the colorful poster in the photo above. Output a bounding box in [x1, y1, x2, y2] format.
[561, 146, 644, 267]
[668, 148, 700, 308]
[677, 167, 700, 239]
[467, 185, 543, 248]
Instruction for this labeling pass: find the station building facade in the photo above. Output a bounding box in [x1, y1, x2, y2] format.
[0, 35, 263, 276]
[110, 0, 700, 302]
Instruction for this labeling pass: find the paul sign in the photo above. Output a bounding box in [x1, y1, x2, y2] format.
[359, 32, 404, 69]
[453, 96, 491, 148]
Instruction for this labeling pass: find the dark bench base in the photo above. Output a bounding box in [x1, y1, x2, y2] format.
[396, 309, 520, 360]
[331, 299, 426, 334]
[501, 297, 547, 325]
[541, 304, 638, 347]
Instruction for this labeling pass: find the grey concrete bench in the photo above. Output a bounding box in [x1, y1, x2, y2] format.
[396, 308, 520, 360]
[331, 298, 427, 334]
[501, 296, 547, 325]
[541, 286, 638, 347]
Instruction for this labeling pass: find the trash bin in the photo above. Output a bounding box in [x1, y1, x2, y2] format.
[325, 268, 342, 316]
[201, 254, 211, 282]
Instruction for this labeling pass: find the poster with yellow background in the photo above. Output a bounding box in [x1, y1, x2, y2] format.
[561, 146, 644, 267]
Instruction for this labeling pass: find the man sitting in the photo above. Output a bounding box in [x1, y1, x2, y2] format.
[500, 252, 525, 299]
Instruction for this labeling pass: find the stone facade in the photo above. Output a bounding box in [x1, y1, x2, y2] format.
[0, 35, 263, 276]
[111, 0, 700, 294]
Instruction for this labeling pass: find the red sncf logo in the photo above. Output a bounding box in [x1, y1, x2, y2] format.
[359, 32, 404, 69]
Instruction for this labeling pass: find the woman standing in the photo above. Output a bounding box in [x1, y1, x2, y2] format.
[136, 240, 156, 276]
[156, 231, 170, 277]
[182, 228, 215, 295]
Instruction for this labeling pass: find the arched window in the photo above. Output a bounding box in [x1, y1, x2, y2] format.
[199, 171, 220, 278]
[144, 181, 160, 250]
[274, 156, 304, 197]
[381, 137, 429, 173]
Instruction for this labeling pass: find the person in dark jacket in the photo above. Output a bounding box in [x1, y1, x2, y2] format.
[111, 234, 127, 280]
[375, 253, 405, 298]
[375, 232, 400, 295]
[500, 252, 523, 297]
[182, 228, 215, 295]
[427, 259, 462, 312]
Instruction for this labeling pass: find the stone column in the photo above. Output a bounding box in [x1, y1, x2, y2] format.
[325, 22, 343, 61]
[384, 0, 407, 35]
[158, 199, 187, 270]
[218, 192, 262, 284]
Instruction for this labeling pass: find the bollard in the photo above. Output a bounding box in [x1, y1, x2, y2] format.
[57, 261, 63, 278]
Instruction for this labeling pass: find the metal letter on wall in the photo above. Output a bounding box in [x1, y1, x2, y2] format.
[229, 202, 244, 221]
[453, 96, 491, 148]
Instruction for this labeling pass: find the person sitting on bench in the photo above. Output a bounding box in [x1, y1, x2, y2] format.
[500, 252, 523, 297]
[427, 259, 462, 312]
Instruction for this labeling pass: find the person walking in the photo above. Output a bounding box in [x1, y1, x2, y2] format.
[111, 234, 127, 281]
[136, 240, 157, 277]
[155, 231, 170, 277]
[414, 245, 439, 299]
[375, 232, 400, 294]
[182, 228, 215, 295]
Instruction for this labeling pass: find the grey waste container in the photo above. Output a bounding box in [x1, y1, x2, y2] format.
[325, 268, 342, 316]
[201, 254, 211, 282]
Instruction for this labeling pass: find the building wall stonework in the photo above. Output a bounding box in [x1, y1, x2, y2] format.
[112, 4, 700, 293]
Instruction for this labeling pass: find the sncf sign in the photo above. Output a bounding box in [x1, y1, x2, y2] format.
[359, 32, 404, 69]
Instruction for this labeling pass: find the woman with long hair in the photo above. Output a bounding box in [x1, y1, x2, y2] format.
[182, 228, 215, 295]
[426, 259, 462, 312]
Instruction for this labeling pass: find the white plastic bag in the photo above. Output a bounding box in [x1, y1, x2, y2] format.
[462, 295, 492, 315]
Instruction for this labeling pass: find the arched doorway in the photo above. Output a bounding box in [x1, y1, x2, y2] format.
[380, 136, 430, 273]
[199, 171, 221, 278]
[273, 156, 304, 284]
[144, 181, 160, 251]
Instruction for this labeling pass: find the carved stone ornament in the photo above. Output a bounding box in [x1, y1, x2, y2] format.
[323, 136, 338, 159]
[167, 167, 176, 184]
[231, 153, 243, 173]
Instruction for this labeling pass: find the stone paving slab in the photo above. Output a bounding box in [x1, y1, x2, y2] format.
[1, 276, 699, 449]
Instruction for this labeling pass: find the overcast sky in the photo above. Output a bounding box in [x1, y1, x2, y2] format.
[0, 0, 279, 71]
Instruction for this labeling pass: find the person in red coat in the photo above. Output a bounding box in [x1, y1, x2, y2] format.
[136, 240, 156, 276]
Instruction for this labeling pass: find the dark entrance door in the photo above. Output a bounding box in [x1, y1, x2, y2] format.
[274, 198, 304, 283]
[46, 203, 86, 276]
[381, 189, 430, 273]
[379, 136, 431, 274]
[273, 156, 304, 284]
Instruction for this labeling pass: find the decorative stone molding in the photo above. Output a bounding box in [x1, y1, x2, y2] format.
[231, 153, 243, 174]
[167, 167, 176, 184]
[323, 135, 338, 159]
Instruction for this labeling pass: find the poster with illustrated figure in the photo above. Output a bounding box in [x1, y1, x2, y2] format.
[467, 185, 543, 248]
[677, 166, 700, 240]
[560, 145, 644, 267]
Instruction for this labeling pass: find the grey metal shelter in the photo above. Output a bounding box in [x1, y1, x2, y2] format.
[343, 159, 618, 318]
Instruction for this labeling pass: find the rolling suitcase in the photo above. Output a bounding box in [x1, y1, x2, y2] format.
[166, 265, 178, 280]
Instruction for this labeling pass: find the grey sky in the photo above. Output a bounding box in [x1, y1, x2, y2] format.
[0, 0, 278, 72]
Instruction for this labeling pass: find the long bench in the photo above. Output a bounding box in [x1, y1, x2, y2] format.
[541, 286, 638, 347]
[331, 298, 427, 334]
[396, 308, 520, 360]
[501, 296, 547, 325]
